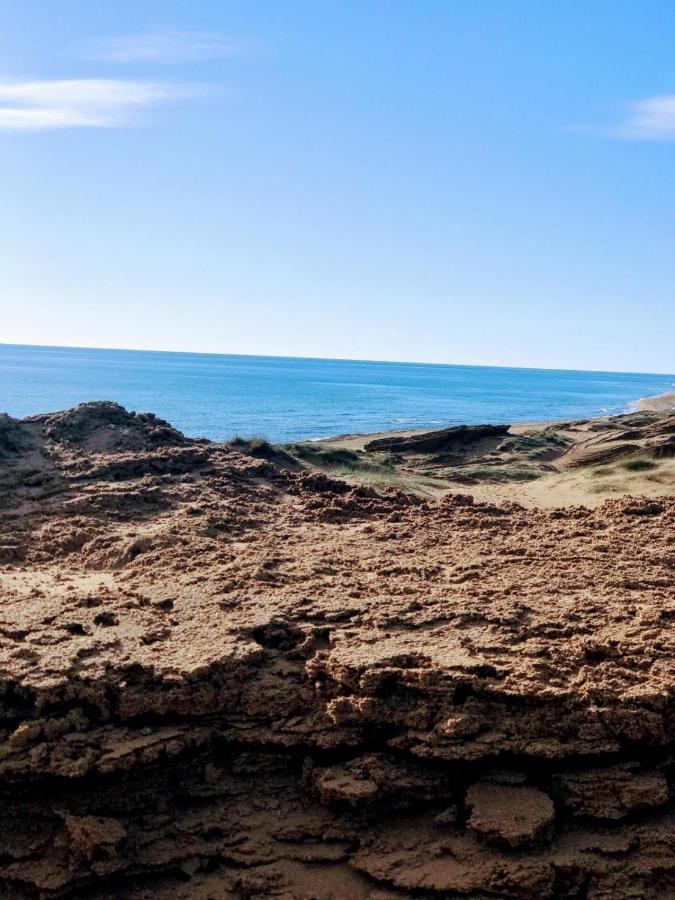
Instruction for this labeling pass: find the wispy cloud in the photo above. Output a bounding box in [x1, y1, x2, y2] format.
[609, 94, 675, 141]
[85, 30, 238, 64]
[0, 79, 206, 130]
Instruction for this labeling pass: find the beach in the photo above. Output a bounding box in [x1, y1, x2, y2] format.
[637, 390, 675, 412]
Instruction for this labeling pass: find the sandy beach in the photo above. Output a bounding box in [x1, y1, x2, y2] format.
[637, 390, 675, 412]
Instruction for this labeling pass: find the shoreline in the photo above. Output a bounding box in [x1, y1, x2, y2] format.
[319, 415, 577, 447]
[636, 390, 675, 412]
[316, 391, 672, 448]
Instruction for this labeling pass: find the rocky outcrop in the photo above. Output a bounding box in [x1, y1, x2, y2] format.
[34, 401, 188, 452]
[465, 784, 555, 848]
[364, 423, 509, 453]
[0, 404, 674, 897]
[561, 414, 675, 467]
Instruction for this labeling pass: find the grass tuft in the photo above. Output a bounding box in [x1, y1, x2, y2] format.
[590, 465, 614, 477]
[228, 436, 275, 458]
[588, 480, 622, 494]
[285, 443, 362, 469]
[619, 457, 658, 472]
[285, 442, 396, 476]
[462, 465, 540, 483]
[500, 432, 569, 454]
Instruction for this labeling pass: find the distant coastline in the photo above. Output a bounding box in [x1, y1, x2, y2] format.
[637, 391, 675, 412]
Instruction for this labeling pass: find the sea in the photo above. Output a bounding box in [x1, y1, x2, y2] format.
[1, 343, 672, 444]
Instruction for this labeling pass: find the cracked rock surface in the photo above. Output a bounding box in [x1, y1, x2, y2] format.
[0, 403, 674, 898]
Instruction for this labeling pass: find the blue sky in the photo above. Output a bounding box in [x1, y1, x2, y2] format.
[0, 1, 673, 373]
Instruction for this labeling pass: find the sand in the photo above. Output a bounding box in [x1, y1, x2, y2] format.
[637, 390, 675, 412]
[319, 409, 675, 508]
[0, 402, 674, 897]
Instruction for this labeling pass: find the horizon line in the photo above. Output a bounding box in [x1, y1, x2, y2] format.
[1, 340, 673, 380]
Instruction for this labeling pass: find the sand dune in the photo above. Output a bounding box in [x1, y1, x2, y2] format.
[315, 408, 675, 507]
[0, 403, 673, 897]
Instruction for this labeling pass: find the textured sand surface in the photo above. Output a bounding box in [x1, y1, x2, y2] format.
[0, 403, 674, 898]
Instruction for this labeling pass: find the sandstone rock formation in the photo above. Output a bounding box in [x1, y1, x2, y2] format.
[0, 403, 673, 898]
[363, 423, 509, 454]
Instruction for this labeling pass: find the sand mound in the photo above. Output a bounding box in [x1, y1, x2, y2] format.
[0, 405, 674, 897]
[32, 401, 188, 453]
[560, 414, 675, 468]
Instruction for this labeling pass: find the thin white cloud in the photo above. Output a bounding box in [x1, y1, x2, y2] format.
[0, 79, 205, 130]
[86, 30, 237, 64]
[611, 94, 675, 141]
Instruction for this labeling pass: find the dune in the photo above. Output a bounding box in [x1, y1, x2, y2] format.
[319, 409, 675, 507]
[0, 402, 674, 897]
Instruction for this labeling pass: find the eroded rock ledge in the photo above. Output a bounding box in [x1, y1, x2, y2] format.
[0, 403, 673, 898]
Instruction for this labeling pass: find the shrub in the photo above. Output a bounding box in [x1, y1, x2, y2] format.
[228, 436, 275, 458]
[620, 457, 658, 472]
[286, 443, 361, 469]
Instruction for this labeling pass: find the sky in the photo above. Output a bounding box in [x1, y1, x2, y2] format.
[0, 1, 674, 374]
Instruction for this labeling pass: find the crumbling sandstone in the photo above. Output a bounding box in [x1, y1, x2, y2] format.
[0, 403, 673, 897]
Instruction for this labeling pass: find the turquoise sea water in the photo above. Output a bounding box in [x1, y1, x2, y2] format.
[1, 343, 673, 443]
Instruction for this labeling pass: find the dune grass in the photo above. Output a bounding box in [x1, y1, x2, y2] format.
[500, 431, 569, 453]
[590, 465, 615, 477]
[228, 436, 277, 458]
[619, 457, 658, 472]
[285, 442, 362, 469]
[462, 465, 540, 483]
[286, 442, 397, 475]
[283, 441, 441, 493]
[497, 430, 570, 464]
[588, 480, 622, 494]
[330, 463, 443, 496]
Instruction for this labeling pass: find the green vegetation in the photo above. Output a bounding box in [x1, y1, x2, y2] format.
[285, 442, 362, 469]
[588, 422, 621, 432]
[462, 465, 541, 483]
[619, 457, 658, 472]
[328, 463, 444, 497]
[645, 471, 672, 484]
[619, 412, 659, 428]
[498, 430, 570, 460]
[280, 440, 435, 492]
[286, 442, 396, 475]
[227, 420, 671, 501]
[588, 480, 622, 494]
[228, 436, 276, 458]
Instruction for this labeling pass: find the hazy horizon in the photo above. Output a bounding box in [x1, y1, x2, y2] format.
[2, 340, 674, 379]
